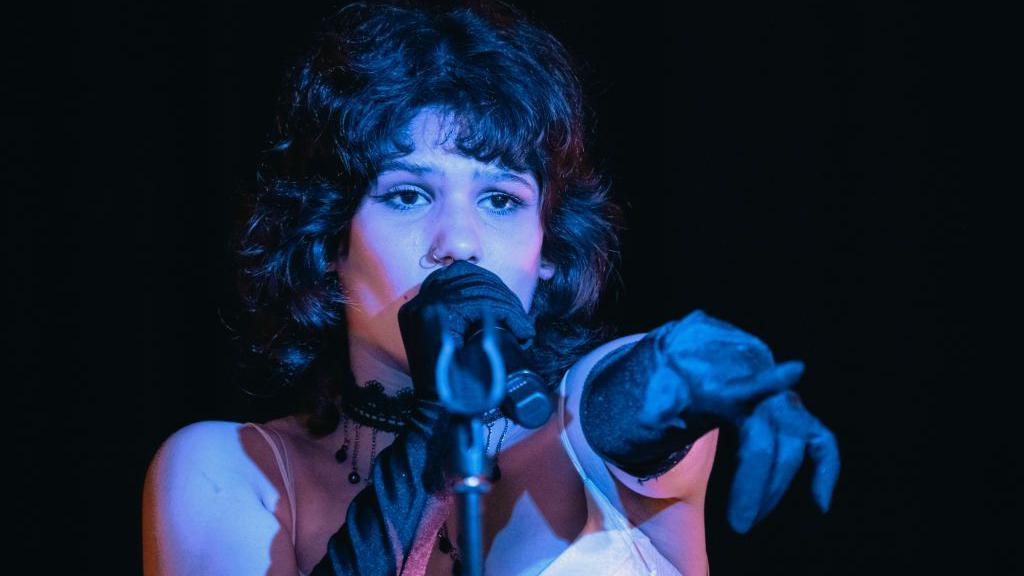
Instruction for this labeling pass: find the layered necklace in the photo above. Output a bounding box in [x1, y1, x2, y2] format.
[335, 378, 511, 574]
[334, 379, 415, 484]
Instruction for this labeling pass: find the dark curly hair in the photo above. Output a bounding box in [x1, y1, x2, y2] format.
[230, 0, 624, 435]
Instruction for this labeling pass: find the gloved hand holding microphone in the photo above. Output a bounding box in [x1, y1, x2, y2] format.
[397, 260, 537, 402]
[312, 260, 537, 575]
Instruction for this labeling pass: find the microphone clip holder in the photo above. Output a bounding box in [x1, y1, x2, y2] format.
[433, 308, 506, 576]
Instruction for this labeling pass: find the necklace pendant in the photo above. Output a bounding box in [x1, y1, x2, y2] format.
[335, 445, 349, 463]
[438, 533, 453, 554]
[348, 471, 361, 484]
[490, 462, 502, 482]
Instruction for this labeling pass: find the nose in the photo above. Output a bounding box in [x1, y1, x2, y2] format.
[429, 198, 482, 265]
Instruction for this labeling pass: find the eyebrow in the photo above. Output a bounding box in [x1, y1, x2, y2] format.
[378, 159, 536, 190]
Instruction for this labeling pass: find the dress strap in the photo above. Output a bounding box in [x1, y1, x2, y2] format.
[244, 422, 298, 548]
[557, 368, 659, 575]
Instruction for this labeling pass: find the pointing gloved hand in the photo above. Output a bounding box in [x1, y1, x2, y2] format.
[580, 309, 840, 534]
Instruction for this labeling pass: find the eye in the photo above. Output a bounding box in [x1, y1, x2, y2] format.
[372, 187, 526, 216]
[480, 192, 525, 216]
[375, 186, 429, 212]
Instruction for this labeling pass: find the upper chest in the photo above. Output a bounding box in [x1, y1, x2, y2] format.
[278, 415, 589, 575]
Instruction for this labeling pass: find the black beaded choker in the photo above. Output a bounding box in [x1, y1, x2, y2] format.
[340, 379, 415, 433]
[334, 379, 412, 484]
[334, 379, 510, 483]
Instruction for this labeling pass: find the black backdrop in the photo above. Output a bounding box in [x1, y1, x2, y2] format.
[7, 1, 991, 574]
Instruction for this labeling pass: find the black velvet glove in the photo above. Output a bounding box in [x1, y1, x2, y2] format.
[397, 260, 536, 401]
[311, 261, 536, 575]
[310, 400, 451, 575]
[580, 309, 840, 533]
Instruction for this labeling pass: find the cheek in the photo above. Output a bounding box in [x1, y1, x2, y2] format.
[497, 222, 546, 309]
[517, 220, 545, 271]
[339, 211, 419, 293]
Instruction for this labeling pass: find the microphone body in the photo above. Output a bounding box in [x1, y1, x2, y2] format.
[454, 325, 554, 429]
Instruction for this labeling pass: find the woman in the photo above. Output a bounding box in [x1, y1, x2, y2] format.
[142, 2, 839, 575]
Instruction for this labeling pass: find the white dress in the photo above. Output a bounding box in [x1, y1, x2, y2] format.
[535, 369, 682, 576]
[245, 367, 682, 576]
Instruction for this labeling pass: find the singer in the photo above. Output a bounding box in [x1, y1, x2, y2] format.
[143, 2, 840, 575]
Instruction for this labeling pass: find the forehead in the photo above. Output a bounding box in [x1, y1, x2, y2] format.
[379, 108, 540, 191]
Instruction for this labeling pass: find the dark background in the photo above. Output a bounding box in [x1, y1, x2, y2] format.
[6, 0, 992, 574]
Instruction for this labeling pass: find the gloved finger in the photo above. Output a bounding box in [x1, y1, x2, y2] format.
[756, 432, 806, 523]
[757, 391, 839, 513]
[727, 412, 776, 534]
[488, 301, 535, 342]
[723, 360, 804, 404]
[423, 261, 514, 302]
[461, 300, 535, 344]
[420, 259, 491, 287]
[427, 304, 471, 350]
[420, 263, 534, 342]
[414, 285, 531, 341]
[807, 420, 840, 512]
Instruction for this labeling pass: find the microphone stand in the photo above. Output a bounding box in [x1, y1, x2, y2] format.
[434, 309, 506, 576]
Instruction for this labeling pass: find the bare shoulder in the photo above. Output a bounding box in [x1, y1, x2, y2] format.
[145, 421, 266, 502]
[143, 421, 298, 576]
[149, 420, 250, 468]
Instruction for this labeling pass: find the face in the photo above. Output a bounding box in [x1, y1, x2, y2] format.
[331, 108, 555, 371]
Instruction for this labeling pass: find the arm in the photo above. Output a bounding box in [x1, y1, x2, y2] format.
[142, 421, 300, 576]
[577, 310, 840, 533]
[564, 333, 718, 501]
[308, 401, 452, 576]
[563, 334, 717, 575]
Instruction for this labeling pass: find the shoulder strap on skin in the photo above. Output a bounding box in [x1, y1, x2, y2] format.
[245, 422, 298, 548]
[558, 369, 659, 575]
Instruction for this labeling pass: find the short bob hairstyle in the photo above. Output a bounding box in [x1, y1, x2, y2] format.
[232, 1, 624, 434]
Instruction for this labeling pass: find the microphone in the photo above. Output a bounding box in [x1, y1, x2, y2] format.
[452, 324, 554, 429]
